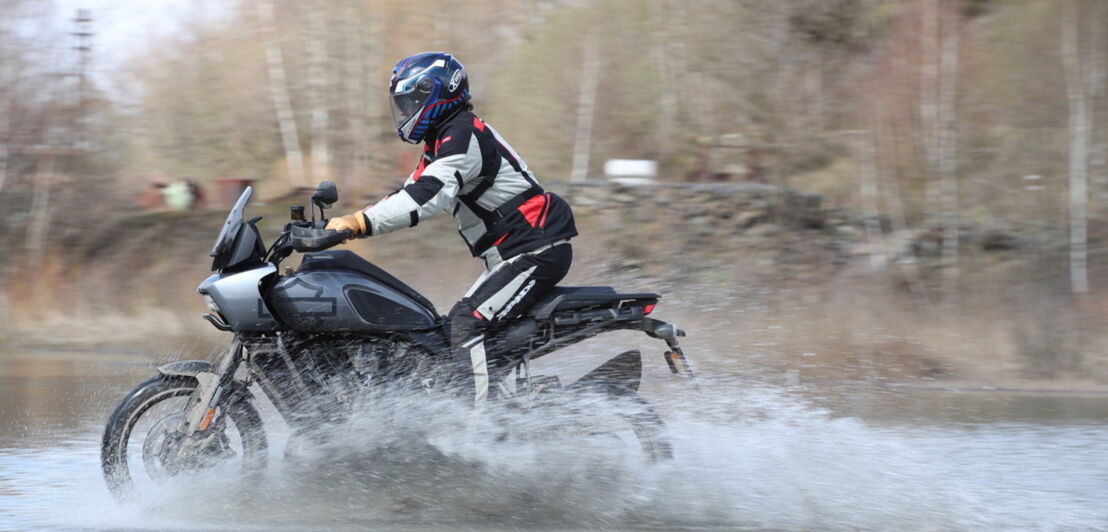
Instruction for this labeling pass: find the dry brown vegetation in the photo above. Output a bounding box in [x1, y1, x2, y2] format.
[3, 0, 1108, 386]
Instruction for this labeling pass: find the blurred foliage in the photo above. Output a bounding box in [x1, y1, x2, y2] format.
[3, 0, 1102, 216]
[2, 0, 1108, 256]
[4, 0, 1108, 380]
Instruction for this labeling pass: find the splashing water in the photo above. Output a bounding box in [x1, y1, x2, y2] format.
[2, 360, 1108, 532]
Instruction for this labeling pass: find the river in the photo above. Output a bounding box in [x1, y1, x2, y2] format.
[1, 347, 1106, 531]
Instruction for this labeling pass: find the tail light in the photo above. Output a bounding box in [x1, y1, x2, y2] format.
[643, 303, 656, 315]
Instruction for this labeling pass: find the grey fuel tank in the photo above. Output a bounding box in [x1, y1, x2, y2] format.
[268, 250, 438, 332]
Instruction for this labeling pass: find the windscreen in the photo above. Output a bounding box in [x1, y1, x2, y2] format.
[210, 186, 253, 258]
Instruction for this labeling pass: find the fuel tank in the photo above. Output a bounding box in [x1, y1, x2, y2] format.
[268, 251, 439, 332]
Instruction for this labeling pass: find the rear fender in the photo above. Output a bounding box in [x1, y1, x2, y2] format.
[568, 349, 642, 394]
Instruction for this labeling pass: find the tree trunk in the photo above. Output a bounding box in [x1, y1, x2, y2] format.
[854, 129, 886, 271]
[920, 0, 940, 228]
[343, 0, 368, 194]
[361, 0, 383, 186]
[25, 155, 55, 268]
[884, 117, 934, 312]
[0, 103, 8, 194]
[650, 1, 677, 158]
[307, 5, 330, 183]
[805, 47, 825, 133]
[257, 0, 306, 189]
[937, 6, 961, 302]
[0, 41, 9, 194]
[1062, 0, 1095, 295]
[569, 32, 600, 183]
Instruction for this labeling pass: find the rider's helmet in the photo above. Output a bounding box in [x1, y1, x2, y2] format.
[389, 52, 470, 144]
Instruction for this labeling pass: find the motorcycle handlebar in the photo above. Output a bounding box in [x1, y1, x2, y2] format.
[287, 224, 352, 252]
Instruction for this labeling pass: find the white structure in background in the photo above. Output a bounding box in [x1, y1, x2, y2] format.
[604, 159, 657, 186]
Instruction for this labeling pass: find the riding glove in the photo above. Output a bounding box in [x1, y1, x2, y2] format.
[326, 212, 368, 236]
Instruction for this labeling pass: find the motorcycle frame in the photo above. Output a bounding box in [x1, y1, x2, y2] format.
[172, 184, 696, 437]
[168, 307, 690, 438]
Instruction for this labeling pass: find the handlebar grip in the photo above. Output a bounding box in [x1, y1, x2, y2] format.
[288, 226, 353, 252]
[318, 229, 351, 248]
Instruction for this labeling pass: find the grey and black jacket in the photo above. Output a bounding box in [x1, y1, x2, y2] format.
[359, 110, 577, 268]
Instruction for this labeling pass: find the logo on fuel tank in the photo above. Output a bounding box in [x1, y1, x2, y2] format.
[270, 277, 337, 318]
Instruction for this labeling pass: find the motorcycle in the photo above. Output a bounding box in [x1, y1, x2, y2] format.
[100, 181, 698, 499]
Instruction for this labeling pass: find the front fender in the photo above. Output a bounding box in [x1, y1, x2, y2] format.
[156, 360, 216, 378]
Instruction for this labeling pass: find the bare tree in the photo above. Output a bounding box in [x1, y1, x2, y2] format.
[920, 0, 940, 223]
[0, 59, 10, 194]
[342, 0, 369, 193]
[257, 0, 306, 189]
[919, 0, 961, 302]
[569, 31, 600, 183]
[854, 128, 886, 270]
[307, 4, 330, 183]
[937, 5, 961, 302]
[1061, 0, 1103, 295]
[649, 1, 677, 157]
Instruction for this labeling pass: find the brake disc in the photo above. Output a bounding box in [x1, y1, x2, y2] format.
[142, 413, 189, 480]
[142, 412, 235, 480]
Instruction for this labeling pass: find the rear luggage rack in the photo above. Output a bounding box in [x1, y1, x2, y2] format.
[529, 287, 659, 321]
[551, 302, 656, 326]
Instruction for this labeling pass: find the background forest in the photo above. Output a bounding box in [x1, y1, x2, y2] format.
[3, 0, 1108, 385]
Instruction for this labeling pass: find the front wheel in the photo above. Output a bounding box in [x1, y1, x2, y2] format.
[101, 375, 267, 500]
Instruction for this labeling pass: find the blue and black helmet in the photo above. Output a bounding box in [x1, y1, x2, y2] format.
[389, 52, 470, 144]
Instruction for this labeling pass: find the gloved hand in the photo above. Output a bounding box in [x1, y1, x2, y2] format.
[325, 212, 368, 238]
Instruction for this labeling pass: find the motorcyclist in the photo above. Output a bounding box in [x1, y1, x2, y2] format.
[326, 52, 577, 405]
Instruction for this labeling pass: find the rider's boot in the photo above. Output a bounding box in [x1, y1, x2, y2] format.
[449, 334, 489, 407]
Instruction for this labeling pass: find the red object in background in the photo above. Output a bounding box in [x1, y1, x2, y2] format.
[395, 147, 421, 178]
[215, 178, 255, 208]
[187, 179, 208, 209]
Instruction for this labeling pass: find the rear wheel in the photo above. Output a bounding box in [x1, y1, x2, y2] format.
[615, 390, 674, 461]
[508, 387, 673, 462]
[101, 375, 267, 500]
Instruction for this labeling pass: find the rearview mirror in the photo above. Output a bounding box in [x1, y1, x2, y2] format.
[312, 181, 338, 208]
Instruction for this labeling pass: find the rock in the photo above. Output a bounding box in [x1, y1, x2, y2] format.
[833, 225, 860, 239]
[734, 210, 767, 228]
[609, 258, 643, 271]
[688, 215, 715, 228]
[981, 230, 1019, 251]
[745, 223, 782, 238]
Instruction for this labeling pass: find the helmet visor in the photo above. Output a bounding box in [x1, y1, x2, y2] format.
[390, 83, 431, 128]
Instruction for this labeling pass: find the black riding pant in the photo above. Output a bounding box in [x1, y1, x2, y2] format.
[448, 242, 572, 403]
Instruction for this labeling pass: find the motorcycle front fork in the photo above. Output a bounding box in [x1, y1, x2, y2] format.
[178, 336, 245, 437]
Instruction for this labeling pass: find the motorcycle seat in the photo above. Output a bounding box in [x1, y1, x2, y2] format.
[298, 250, 437, 313]
[528, 286, 659, 320]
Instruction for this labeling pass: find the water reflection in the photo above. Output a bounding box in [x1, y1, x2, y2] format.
[0, 351, 157, 448]
[804, 382, 1108, 426]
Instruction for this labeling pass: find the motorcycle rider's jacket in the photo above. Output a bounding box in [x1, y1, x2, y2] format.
[360, 110, 577, 268]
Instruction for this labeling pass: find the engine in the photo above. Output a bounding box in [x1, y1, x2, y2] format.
[245, 333, 432, 429]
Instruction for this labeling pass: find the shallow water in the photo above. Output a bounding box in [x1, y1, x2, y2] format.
[1, 348, 1107, 532]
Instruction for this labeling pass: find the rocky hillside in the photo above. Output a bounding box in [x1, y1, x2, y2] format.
[3, 181, 1107, 384]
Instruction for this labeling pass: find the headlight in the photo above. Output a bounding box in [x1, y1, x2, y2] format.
[203, 294, 221, 314]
